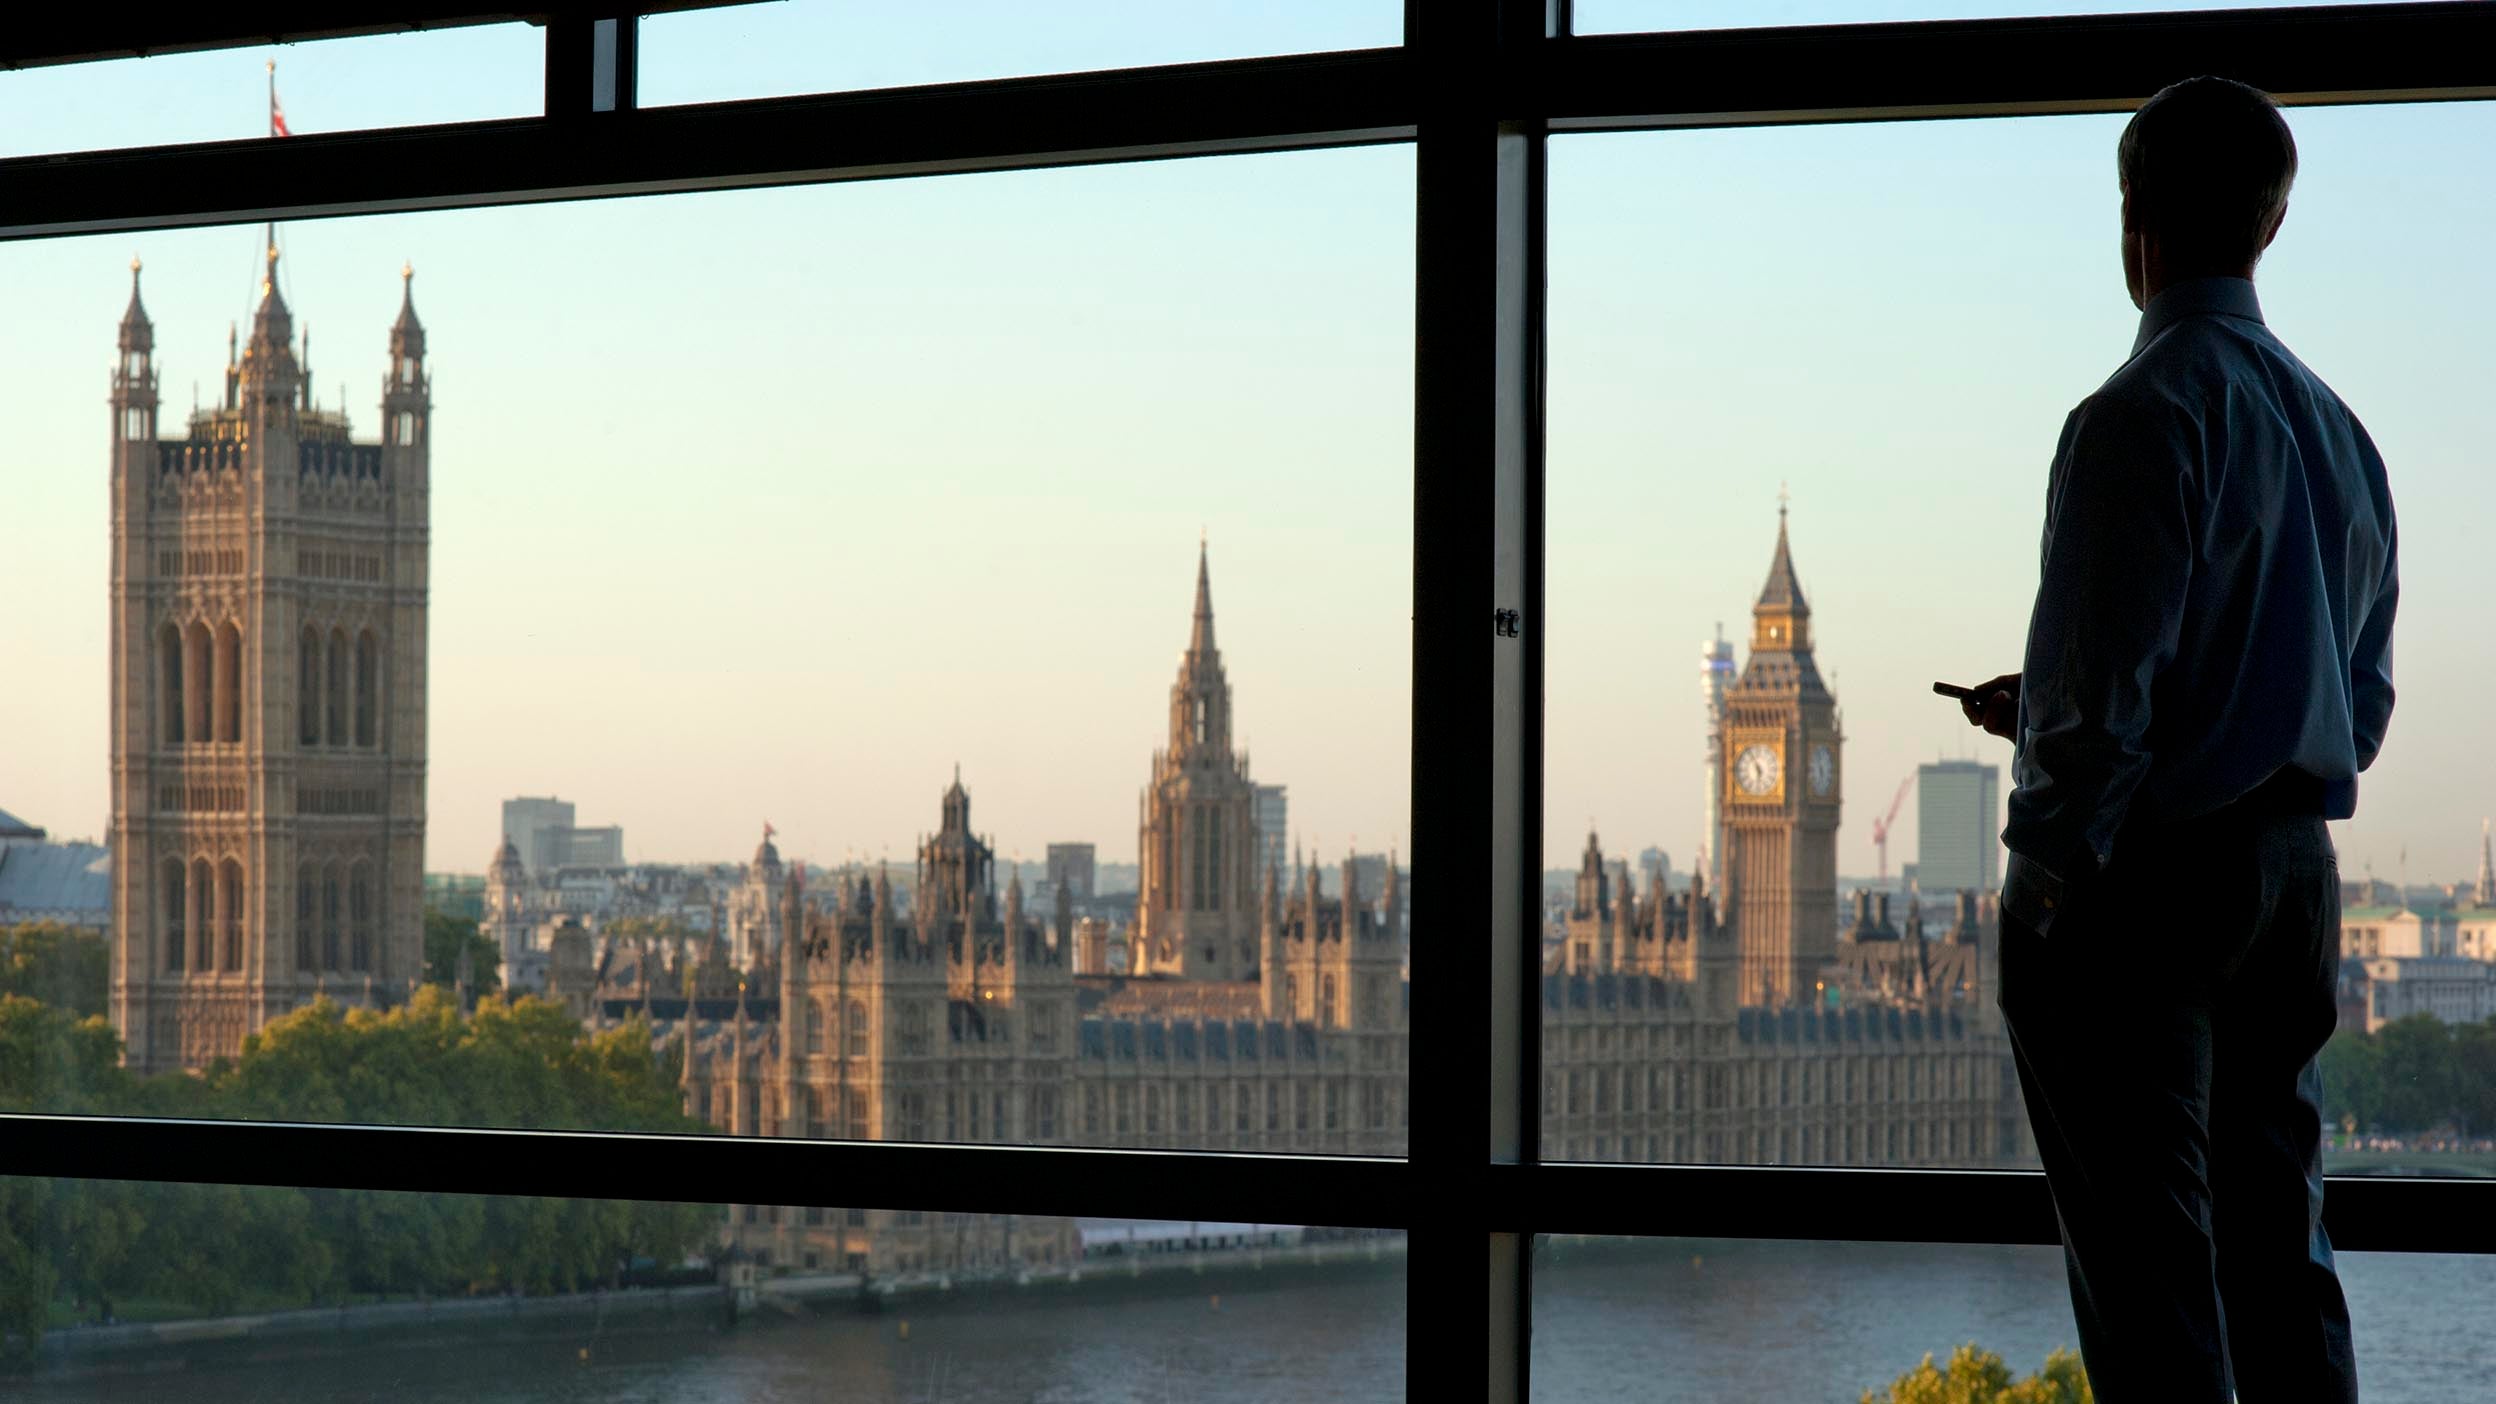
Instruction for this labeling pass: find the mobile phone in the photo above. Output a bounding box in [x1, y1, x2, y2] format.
[1932, 681, 1979, 701]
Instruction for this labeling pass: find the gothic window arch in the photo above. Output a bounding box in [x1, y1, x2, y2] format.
[218, 858, 244, 972]
[348, 866, 373, 973]
[295, 868, 317, 971]
[299, 627, 322, 747]
[214, 620, 243, 743]
[189, 857, 214, 973]
[321, 865, 343, 971]
[847, 1001, 868, 1057]
[806, 1000, 825, 1054]
[160, 623, 185, 745]
[354, 630, 378, 747]
[162, 859, 187, 973]
[325, 628, 349, 746]
[185, 622, 212, 743]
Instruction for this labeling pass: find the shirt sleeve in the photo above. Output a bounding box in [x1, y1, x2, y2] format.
[2004, 386, 2198, 893]
[2352, 518, 2398, 772]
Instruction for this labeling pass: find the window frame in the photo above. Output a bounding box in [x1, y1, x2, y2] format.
[6, 6, 2496, 1403]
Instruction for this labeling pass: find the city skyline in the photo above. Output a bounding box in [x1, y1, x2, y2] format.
[5, 24, 2489, 887]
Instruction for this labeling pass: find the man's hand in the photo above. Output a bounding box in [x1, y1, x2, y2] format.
[1960, 672, 2020, 740]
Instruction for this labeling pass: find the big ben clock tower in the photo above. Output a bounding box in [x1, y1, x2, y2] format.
[1718, 502, 1842, 1007]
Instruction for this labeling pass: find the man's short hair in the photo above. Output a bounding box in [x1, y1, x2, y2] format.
[2117, 76, 2298, 272]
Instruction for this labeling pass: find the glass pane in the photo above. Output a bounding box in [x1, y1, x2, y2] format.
[1544, 100, 2495, 1168]
[1576, 1, 2427, 35]
[637, 0, 1402, 107]
[0, 145, 1413, 1154]
[1531, 1236, 2489, 1403]
[2, 1176, 1402, 1398]
[0, 27, 543, 160]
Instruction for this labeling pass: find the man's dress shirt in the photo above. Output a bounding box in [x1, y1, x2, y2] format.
[2003, 276, 2398, 934]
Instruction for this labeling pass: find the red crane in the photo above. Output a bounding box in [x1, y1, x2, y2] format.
[1870, 774, 1916, 885]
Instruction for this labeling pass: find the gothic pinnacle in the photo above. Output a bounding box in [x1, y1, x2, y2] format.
[1188, 538, 1217, 658]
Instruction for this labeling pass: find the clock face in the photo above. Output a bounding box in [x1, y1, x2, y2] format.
[1809, 744, 1835, 797]
[1734, 743, 1782, 797]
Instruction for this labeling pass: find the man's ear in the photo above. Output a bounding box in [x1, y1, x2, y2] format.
[2260, 200, 2288, 253]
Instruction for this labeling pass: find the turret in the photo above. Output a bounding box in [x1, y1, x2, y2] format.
[778, 868, 803, 1099]
[1259, 858, 1285, 1008]
[1698, 862, 1739, 1022]
[729, 978, 751, 1135]
[239, 228, 300, 414]
[381, 260, 430, 497]
[113, 256, 158, 444]
[1382, 850, 1403, 950]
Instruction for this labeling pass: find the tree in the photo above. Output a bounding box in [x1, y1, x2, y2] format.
[0, 995, 132, 1114]
[2318, 1027, 2386, 1133]
[0, 923, 110, 1021]
[422, 908, 502, 999]
[1863, 1344, 2094, 1404]
[2374, 1014, 2460, 1133]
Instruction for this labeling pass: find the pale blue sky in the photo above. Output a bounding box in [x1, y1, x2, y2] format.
[2, 7, 2486, 889]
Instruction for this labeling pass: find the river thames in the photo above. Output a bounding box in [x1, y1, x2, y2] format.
[24, 1239, 2494, 1402]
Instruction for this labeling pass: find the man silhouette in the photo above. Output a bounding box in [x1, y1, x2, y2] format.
[1961, 77, 2395, 1402]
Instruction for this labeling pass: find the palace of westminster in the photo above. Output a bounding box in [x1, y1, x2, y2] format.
[104, 254, 2030, 1278]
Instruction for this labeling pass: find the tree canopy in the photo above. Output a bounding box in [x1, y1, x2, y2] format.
[0, 924, 108, 1021]
[1864, 1344, 2094, 1404]
[421, 908, 503, 1000]
[0, 980, 716, 1364]
[2319, 1013, 2496, 1136]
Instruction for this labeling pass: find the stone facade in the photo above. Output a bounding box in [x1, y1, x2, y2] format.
[600, 529, 2024, 1279]
[1720, 507, 1843, 1007]
[109, 243, 430, 1072]
[1130, 545, 1263, 982]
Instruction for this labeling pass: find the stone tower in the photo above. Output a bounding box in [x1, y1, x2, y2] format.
[1717, 504, 1842, 1007]
[1134, 544, 1261, 981]
[484, 835, 531, 988]
[109, 239, 431, 1072]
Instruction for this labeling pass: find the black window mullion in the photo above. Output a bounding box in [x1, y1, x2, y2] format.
[1409, 0, 1552, 1397]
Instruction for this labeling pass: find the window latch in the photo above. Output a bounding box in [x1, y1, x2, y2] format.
[1493, 608, 1522, 638]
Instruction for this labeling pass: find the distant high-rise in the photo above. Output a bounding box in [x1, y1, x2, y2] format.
[1253, 785, 1288, 884]
[1915, 761, 2001, 897]
[501, 797, 574, 873]
[1046, 842, 1097, 902]
[1698, 624, 1735, 889]
[500, 796, 623, 872]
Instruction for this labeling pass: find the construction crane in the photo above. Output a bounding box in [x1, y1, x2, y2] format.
[1870, 774, 1916, 885]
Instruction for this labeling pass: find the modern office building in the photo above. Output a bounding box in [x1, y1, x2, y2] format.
[1254, 784, 1289, 888]
[501, 796, 624, 873]
[1914, 761, 2001, 898]
[1045, 842, 1097, 902]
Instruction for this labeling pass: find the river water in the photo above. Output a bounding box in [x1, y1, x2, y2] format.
[24, 1240, 2493, 1402]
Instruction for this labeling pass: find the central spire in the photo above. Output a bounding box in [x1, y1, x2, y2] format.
[1189, 537, 1217, 659]
[1756, 496, 1808, 616]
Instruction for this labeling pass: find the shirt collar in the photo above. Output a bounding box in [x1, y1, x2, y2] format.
[2131, 276, 2265, 357]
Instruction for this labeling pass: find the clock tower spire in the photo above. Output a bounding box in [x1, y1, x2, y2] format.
[1717, 500, 1843, 1006]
